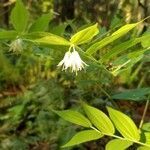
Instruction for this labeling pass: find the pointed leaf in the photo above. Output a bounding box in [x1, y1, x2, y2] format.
[32, 34, 71, 46]
[101, 38, 140, 62]
[86, 22, 139, 55]
[54, 110, 92, 127]
[70, 23, 99, 45]
[107, 107, 140, 141]
[29, 12, 53, 32]
[101, 34, 150, 62]
[106, 139, 133, 150]
[10, 0, 29, 32]
[110, 48, 149, 76]
[49, 23, 67, 35]
[83, 103, 115, 135]
[23, 32, 52, 39]
[62, 130, 103, 148]
[112, 88, 150, 101]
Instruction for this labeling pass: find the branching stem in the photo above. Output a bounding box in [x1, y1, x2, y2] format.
[91, 126, 150, 148]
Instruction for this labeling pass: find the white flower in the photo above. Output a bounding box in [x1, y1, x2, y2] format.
[70, 50, 88, 72]
[57, 51, 72, 70]
[9, 39, 23, 53]
[57, 46, 88, 75]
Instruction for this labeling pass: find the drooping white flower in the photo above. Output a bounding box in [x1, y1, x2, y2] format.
[70, 50, 88, 72]
[57, 51, 72, 70]
[57, 45, 88, 75]
[9, 39, 23, 53]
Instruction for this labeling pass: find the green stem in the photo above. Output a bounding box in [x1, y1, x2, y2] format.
[139, 99, 149, 129]
[91, 126, 150, 148]
[137, 74, 146, 88]
[76, 46, 119, 108]
[76, 46, 111, 75]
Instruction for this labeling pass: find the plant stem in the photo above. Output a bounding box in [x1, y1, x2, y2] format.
[91, 126, 150, 148]
[139, 99, 149, 129]
[76, 46, 111, 75]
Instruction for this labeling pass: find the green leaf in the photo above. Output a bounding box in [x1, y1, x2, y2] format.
[8, 105, 25, 121]
[142, 123, 150, 132]
[107, 107, 140, 141]
[54, 110, 92, 127]
[137, 146, 150, 150]
[49, 23, 67, 35]
[112, 88, 150, 101]
[23, 32, 51, 39]
[70, 23, 99, 45]
[83, 103, 115, 135]
[141, 34, 150, 48]
[62, 130, 103, 148]
[144, 132, 150, 145]
[105, 139, 133, 150]
[86, 22, 139, 55]
[110, 48, 149, 76]
[29, 12, 53, 32]
[31, 34, 71, 46]
[10, 0, 29, 32]
[101, 38, 140, 62]
[0, 30, 18, 40]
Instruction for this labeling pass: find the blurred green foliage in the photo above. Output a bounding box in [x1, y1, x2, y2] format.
[0, 0, 150, 149]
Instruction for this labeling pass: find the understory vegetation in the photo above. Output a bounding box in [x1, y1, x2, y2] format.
[0, 0, 150, 150]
